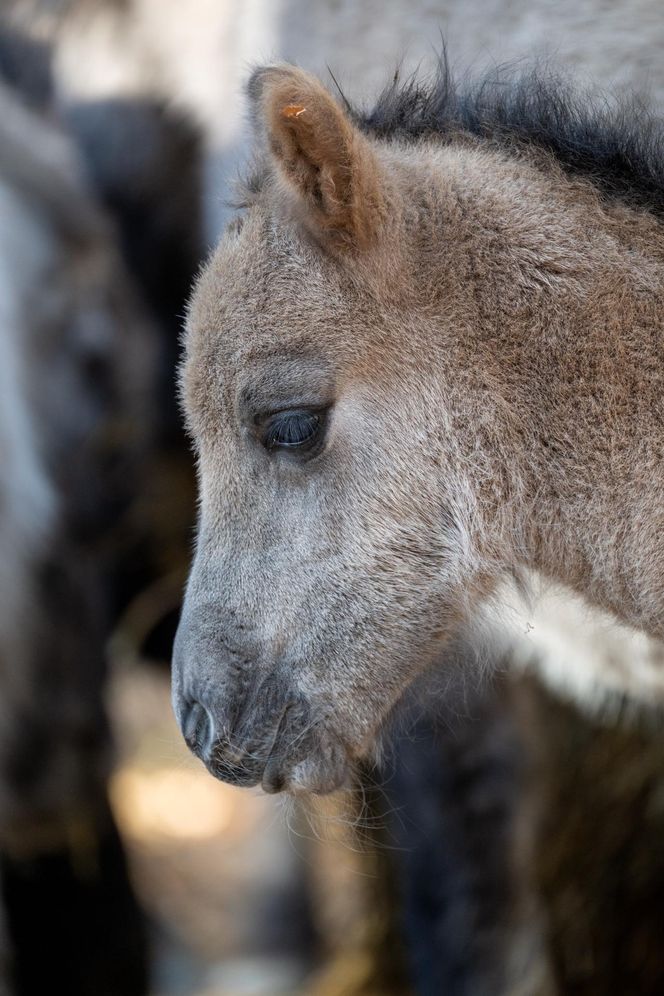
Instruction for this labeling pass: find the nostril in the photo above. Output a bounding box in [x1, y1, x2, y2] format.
[182, 701, 213, 758]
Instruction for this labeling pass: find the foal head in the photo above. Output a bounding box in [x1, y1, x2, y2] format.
[173, 63, 652, 792]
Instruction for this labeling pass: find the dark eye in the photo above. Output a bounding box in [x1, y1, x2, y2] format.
[261, 408, 325, 454]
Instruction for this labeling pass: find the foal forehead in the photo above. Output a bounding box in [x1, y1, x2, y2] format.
[183, 209, 353, 427]
[187, 209, 347, 365]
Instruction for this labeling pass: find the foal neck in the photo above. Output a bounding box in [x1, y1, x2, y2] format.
[430, 144, 664, 637]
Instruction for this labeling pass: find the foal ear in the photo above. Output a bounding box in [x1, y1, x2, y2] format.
[248, 65, 385, 250]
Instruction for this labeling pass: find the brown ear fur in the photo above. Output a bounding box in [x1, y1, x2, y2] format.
[249, 65, 385, 249]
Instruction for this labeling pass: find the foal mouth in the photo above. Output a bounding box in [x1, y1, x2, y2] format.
[205, 704, 292, 789]
[179, 679, 353, 795]
[205, 710, 351, 795]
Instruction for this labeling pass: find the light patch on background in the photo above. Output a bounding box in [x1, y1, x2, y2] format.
[110, 767, 238, 842]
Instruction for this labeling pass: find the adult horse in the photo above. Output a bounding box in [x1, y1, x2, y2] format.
[173, 58, 664, 794]
[0, 78, 153, 995]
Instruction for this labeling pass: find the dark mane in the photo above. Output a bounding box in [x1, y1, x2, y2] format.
[353, 55, 664, 217]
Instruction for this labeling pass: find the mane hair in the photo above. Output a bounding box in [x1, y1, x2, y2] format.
[350, 53, 664, 218]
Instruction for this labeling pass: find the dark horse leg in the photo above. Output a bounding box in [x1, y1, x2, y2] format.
[376, 668, 550, 996]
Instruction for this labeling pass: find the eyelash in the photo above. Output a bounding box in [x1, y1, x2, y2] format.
[260, 408, 326, 455]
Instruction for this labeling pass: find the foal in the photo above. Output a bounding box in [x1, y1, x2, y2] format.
[174, 61, 664, 793]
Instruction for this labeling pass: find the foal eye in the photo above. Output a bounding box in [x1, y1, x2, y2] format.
[261, 409, 324, 454]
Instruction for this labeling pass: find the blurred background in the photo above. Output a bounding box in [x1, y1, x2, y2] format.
[1, 2, 664, 994]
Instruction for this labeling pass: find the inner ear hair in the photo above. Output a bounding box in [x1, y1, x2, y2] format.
[248, 64, 385, 249]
